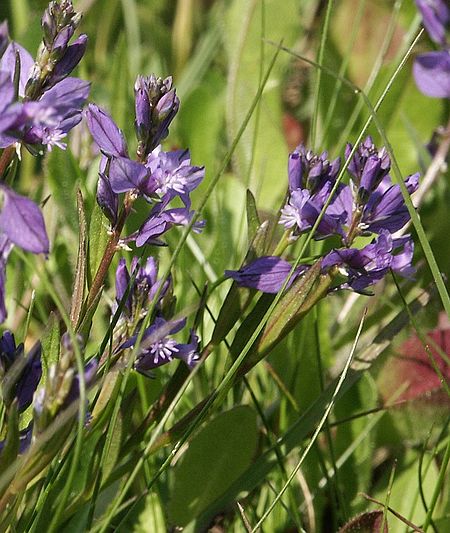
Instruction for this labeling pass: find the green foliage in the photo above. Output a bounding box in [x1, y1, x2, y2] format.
[167, 406, 258, 527]
[1, 0, 449, 531]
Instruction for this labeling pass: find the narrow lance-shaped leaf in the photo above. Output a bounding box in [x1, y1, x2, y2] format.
[40, 312, 60, 383]
[250, 260, 332, 365]
[70, 189, 87, 327]
[246, 189, 261, 254]
[0, 401, 20, 473]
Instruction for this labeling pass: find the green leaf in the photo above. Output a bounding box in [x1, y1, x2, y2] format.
[40, 312, 60, 380]
[0, 401, 20, 474]
[246, 189, 261, 249]
[133, 493, 166, 533]
[45, 148, 83, 231]
[87, 203, 109, 289]
[167, 406, 258, 527]
[70, 190, 88, 327]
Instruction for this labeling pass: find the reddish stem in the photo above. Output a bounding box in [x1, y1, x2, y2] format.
[0, 146, 17, 178]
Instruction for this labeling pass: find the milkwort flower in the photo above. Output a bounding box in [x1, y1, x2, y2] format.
[114, 256, 171, 321]
[0, 0, 89, 152]
[113, 257, 200, 375]
[120, 317, 200, 375]
[0, 186, 50, 323]
[85, 74, 205, 246]
[413, 0, 450, 98]
[227, 138, 417, 295]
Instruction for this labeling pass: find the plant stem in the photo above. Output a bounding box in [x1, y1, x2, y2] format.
[0, 146, 16, 178]
[84, 192, 135, 312]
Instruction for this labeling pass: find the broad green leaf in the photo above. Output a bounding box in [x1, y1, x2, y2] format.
[167, 405, 258, 527]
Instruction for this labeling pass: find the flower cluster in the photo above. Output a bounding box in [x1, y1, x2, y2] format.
[85, 75, 204, 247]
[0, 1, 89, 152]
[0, 0, 89, 323]
[227, 137, 418, 294]
[113, 256, 199, 375]
[413, 0, 450, 98]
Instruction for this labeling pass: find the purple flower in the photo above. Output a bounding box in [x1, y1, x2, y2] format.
[134, 74, 180, 157]
[97, 173, 118, 225]
[415, 0, 450, 46]
[0, 332, 42, 412]
[287, 144, 340, 194]
[0, 185, 49, 254]
[413, 50, 450, 98]
[0, 20, 89, 151]
[85, 102, 205, 244]
[361, 173, 419, 234]
[322, 231, 415, 293]
[114, 256, 170, 319]
[146, 147, 204, 201]
[280, 188, 346, 239]
[0, 40, 35, 97]
[225, 256, 307, 293]
[131, 201, 205, 247]
[345, 136, 391, 201]
[84, 104, 128, 158]
[120, 316, 200, 373]
[413, 2, 450, 98]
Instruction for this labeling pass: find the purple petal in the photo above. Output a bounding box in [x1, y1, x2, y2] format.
[49, 34, 88, 87]
[413, 51, 450, 99]
[0, 187, 49, 254]
[0, 41, 34, 97]
[97, 174, 118, 224]
[115, 258, 131, 313]
[0, 71, 14, 113]
[85, 104, 128, 157]
[40, 77, 90, 114]
[108, 156, 148, 193]
[415, 0, 450, 45]
[0, 21, 9, 58]
[225, 256, 299, 293]
[15, 342, 42, 412]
